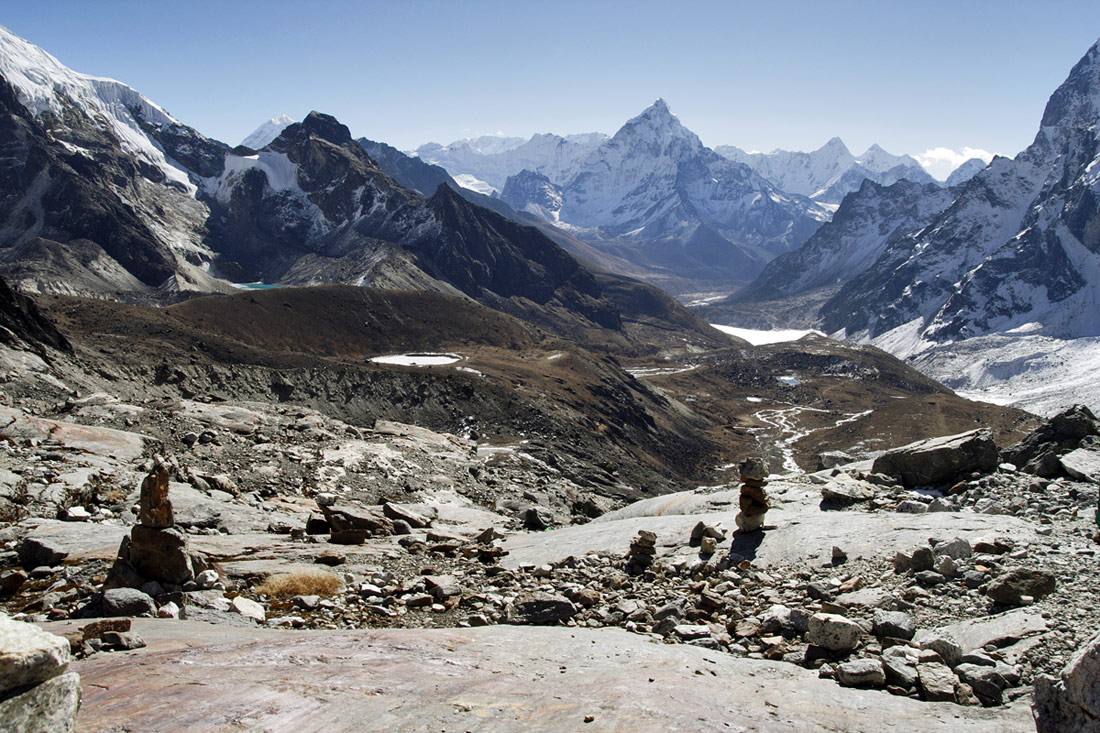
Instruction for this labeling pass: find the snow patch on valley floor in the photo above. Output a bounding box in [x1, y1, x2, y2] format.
[711, 324, 824, 345]
[369, 353, 462, 367]
[626, 364, 700, 377]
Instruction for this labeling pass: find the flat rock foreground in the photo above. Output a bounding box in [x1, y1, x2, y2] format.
[57, 619, 1030, 732]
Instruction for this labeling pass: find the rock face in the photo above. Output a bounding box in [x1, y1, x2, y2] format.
[1035, 628, 1100, 732]
[0, 614, 80, 732]
[717, 40, 1100, 415]
[1007, 404, 1100, 477]
[17, 537, 68, 569]
[101, 588, 157, 618]
[0, 26, 625, 341]
[714, 138, 936, 205]
[0, 275, 71, 358]
[871, 430, 999, 487]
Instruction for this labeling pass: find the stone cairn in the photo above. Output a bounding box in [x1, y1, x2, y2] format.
[106, 458, 209, 590]
[690, 521, 726, 556]
[735, 456, 770, 532]
[625, 530, 657, 574]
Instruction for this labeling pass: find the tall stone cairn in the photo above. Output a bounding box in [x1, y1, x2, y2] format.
[106, 458, 197, 589]
[138, 459, 173, 528]
[736, 456, 770, 532]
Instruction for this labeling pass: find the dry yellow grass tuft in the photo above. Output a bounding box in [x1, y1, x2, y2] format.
[254, 568, 343, 598]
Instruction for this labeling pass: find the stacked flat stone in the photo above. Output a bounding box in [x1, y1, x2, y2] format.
[625, 530, 657, 574]
[736, 456, 770, 532]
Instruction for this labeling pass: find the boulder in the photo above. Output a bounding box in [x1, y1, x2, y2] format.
[835, 658, 886, 688]
[985, 569, 1056, 606]
[955, 663, 1008, 706]
[871, 430, 999, 487]
[101, 631, 147, 651]
[1061, 447, 1100, 483]
[806, 613, 863, 651]
[918, 661, 957, 702]
[0, 671, 81, 733]
[933, 537, 972, 561]
[0, 614, 71, 693]
[383, 503, 433, 529]
[101, 588, 157, 618]
[1008, 404, 1100, 476]
[918, 630, 963, 669]
[819, 474, 876, 506]
[816, 451, 853, 470]
[510, 593, 577, 625]
[872, 610, 916, 641]
[127, 525, 195, 585]
[230, 596, 266, 623]
[321, 503, 393, 536]
[17, 538, 68, 569]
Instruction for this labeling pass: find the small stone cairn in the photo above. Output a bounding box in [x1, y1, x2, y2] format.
[625, 530, 657, 574]
[735, 456, 770, 532]
[106, 458, 210, 590]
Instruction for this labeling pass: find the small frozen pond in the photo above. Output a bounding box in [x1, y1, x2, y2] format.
[369, 353, 461, 367]
[234, 282, 282, 290]
[776, 375, 801, 386]
[711, 324, 823, 345]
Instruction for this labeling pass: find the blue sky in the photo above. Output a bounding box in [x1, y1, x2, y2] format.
[4, 0, 1099, 174]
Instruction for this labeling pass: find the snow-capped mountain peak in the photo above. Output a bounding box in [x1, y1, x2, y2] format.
[820, 136, 852, 155]
[856, 143, 920, 173]
[240, 114, 294, 150]
[618, 98, 690, 140]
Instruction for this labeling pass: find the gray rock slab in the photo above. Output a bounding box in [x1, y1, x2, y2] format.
[920, 610, 1048, 656]
[17, 519, 129, 562]
[57, 620, 1032, 732]
[1061, 448, 1100, 483]
[0, 671, 80, 733]
[0, 406, 148, 462]
[503, 497, 1039, 570]
[919, 603, 1047, 655]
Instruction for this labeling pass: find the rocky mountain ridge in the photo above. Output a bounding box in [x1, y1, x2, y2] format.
[0, 25, 660, 344]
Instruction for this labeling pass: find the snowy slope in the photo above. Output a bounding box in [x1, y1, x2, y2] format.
[0, 24, 197, 193]
[945, 158, 988, 187]
[734, 179, 956, 302]
[799, 37, 1100, 415]
[241, 114, 294, 149]
[415, 132, 606, 191]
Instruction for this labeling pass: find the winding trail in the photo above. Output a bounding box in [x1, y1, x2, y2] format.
[752, 406, 873, 474]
